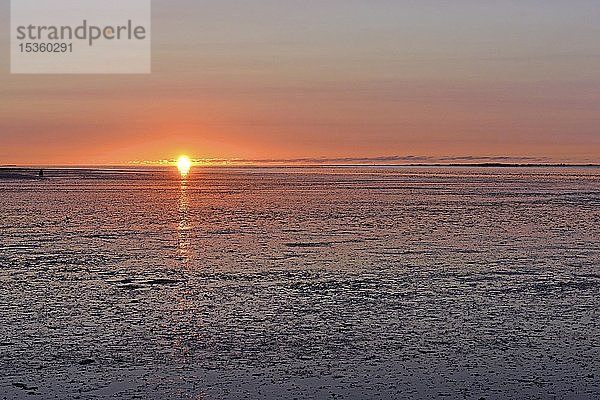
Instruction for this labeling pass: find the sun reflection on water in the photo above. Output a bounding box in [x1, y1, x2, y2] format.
[177, 178, 191, 266]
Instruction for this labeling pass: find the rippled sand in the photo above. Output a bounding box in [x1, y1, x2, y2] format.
[1, 167, 599, 399]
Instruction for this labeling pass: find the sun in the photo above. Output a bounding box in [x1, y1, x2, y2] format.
[177, 155, 192, 177]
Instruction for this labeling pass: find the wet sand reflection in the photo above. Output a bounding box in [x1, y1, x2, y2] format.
[177, 178, 191, 265]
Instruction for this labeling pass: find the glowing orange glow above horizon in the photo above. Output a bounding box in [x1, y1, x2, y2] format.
[177, 155, 192, 177]
[0, 1, 599, 165]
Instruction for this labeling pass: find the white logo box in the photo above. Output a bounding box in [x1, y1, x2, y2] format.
[11, 0, 151, 74]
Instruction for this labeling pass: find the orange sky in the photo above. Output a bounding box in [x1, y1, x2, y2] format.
[1, 1, 599, 165]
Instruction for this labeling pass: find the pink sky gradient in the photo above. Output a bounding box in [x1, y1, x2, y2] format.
[1, 1, 599, 165]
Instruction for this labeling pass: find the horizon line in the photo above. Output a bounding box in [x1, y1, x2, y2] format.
[4, 154, 599, 168]
[2, 162, 600, 169]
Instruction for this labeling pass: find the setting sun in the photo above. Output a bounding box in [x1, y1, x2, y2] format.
[177, 155, 192, 177]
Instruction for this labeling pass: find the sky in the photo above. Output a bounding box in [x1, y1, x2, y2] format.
[1, 0, 599, 165]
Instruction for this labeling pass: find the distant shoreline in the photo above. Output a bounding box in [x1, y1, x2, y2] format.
[1, 163, 599, 169]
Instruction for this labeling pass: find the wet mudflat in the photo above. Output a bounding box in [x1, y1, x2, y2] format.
[1, 166, 599, 399]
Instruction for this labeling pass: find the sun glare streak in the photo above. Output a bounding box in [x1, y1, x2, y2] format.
[177, 179, 191, 266]
[177, 155, 192, 177]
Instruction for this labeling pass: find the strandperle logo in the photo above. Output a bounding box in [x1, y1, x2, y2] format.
[15, 20, 148, 47]
[11, 0, 151, 74]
